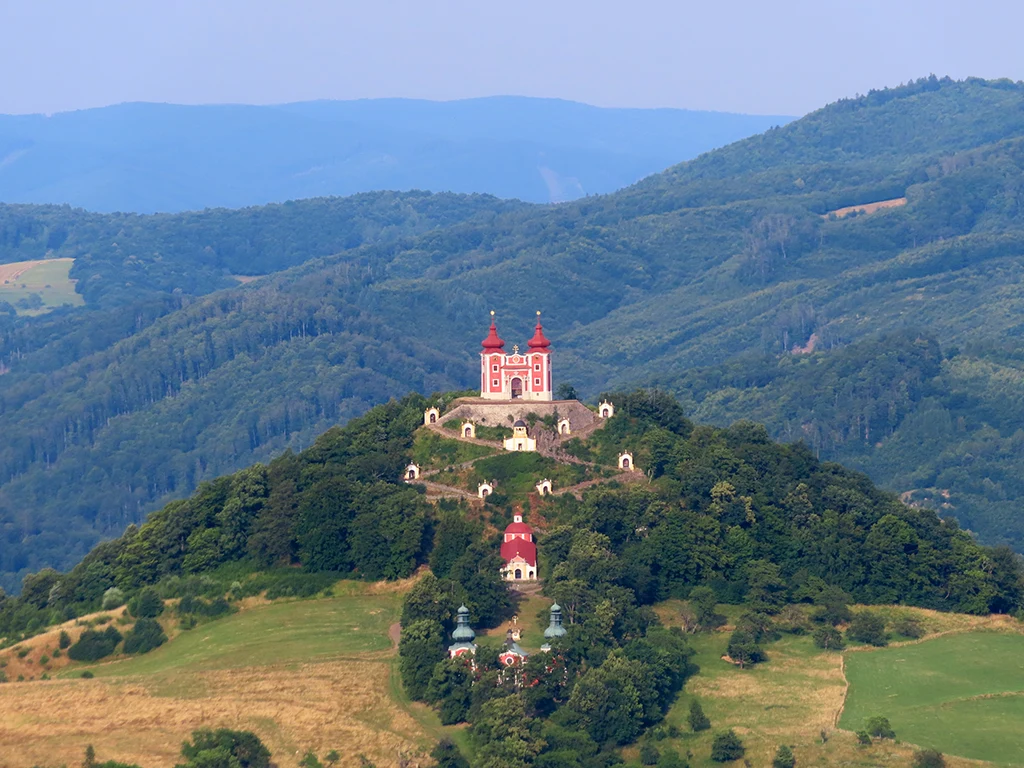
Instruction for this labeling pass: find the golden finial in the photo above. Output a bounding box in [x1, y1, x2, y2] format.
[490, 309, 495, 319]
[537, 310, 541, 318]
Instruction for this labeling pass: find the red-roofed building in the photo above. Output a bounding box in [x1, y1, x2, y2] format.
[501, 513, 537, 581]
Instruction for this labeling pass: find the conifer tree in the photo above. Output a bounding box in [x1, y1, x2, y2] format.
[688, 699, 711, 732]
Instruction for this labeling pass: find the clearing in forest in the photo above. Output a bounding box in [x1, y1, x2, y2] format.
[0, 589, 447, 768]
[841, 630, 1024, 764]
[0, 258, 84, 314]
[826, 197, 907, 218]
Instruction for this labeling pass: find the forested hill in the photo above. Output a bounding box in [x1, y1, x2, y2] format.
[2, 390, 1021, 647]
[0, 97, 791, 211]
[5, 76, 1024, 589]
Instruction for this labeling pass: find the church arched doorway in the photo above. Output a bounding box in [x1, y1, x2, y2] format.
[429, 413, 436, 423]
[622, 457, 630, 469]
[514, 568, 522, 579]
[511, 377, 523, 399]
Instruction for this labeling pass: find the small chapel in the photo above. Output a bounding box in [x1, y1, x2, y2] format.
[500, 512, 537, 581]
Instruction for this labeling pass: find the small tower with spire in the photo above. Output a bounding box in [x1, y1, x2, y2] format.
[540, 603, 568, 652]
[480, 310, 553, 401]
[448, 605, 478, 658]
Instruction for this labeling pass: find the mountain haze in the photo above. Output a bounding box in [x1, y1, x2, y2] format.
[0, 97, 792, 212]
[3, 76, 1024, 590]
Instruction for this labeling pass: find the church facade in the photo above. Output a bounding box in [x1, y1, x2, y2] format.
[480, 311, 553, 401]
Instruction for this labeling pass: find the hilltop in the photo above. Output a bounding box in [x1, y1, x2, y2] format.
[5, 77, 1024, 587]
[1, 389, 1022, 767]
[0, 97, 791, 211]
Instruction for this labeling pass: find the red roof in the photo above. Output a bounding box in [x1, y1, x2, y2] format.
[504, 521, 533, 535]
[527, 319, 551, 352]
[481, 320, 505, 351]
[501, 537, 537, 567]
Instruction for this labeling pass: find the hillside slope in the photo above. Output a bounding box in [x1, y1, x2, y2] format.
[0, 97, 792, 211]
[3, 77, 1024, 588]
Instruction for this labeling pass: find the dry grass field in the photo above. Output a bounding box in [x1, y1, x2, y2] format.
[827, 197, 908, 218]
[0, 586, 447, 768]
[0, 258, 84, 314]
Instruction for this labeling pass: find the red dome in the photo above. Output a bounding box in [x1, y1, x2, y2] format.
[504, 521, 533, 535]
[481, 319, 505, 351]
[501, 537, 537, 567]
[528, 318, 551, 352]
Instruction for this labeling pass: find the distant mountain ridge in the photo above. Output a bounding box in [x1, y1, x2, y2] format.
[0, 97, 792, 212]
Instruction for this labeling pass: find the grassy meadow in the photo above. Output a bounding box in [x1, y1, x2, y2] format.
[842, 631, 1024, 765]
[0, 258, 83, 314]
[0, 584, 451, 768]
[647, 603, 1021, 768]
[3, 580, 1023, 768]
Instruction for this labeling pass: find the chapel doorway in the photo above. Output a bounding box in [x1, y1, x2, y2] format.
[515, 568, 522, 579]
[511, 377, 523, 399]
[429, 413, 436, 423]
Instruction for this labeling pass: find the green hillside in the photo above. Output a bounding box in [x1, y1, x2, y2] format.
[2, 388, 1022, 767]
[4, 77, 1024, 588]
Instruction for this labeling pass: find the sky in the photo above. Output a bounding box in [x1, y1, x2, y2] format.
[1, 1, 1022, 117]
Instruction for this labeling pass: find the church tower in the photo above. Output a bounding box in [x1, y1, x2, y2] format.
[480, 311, 553, 401]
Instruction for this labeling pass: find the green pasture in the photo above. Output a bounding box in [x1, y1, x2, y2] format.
[0, 258, 83, 314]
[411, 430, 497, 470]
[468, 451, 592, 495]
[76, 593, 400, 678]
[841, 631, 1024, 764]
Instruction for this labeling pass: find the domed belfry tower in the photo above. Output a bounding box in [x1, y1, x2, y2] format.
[480, 311, 553, 401]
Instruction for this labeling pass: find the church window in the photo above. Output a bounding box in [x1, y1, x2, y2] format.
[492, 379, 499, 387]
[534, 363, 541, 371]
[534, 378, 540, 386]
[492, 364, 498, 372]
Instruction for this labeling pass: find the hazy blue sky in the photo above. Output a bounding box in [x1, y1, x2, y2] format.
[2, 1, 1022, 116]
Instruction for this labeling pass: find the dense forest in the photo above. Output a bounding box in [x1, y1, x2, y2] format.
[4, 77, 1024, 589]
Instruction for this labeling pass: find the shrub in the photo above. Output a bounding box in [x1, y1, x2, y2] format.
[640, 745, 659, 765]
[58, 630, 72, 649]
[812, 626, 844, 650]
[912, 749, 945, 768]
[81, 670, 95, 679]
[52, 648, 62, 658]
[102, 587, 126, 610]
[688, 699, 711, 732]
[39, 654, 49, 665]
[656, 749, 683, 768]
[68, 626, 122, 662]
[123, 618, 167, 654]
[727, 630, 765, 667]
[847, 613, 888, 647]
[772, 745, 796, 768]
[710, 730, 745, 762]
[0, 670, 7, 683]
[865, 716, 895, 739]
[178, 728, 271, 768]
[892, 616, 924, 639]
[128, 588, 164, 619]
[16, 647, 29, 658]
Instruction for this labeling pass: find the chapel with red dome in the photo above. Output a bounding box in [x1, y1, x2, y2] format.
[480, 311, 552, 401]
[500, 512, 537, 582]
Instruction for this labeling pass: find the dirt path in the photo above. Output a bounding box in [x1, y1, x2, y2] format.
[389, 622, 401, 648]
